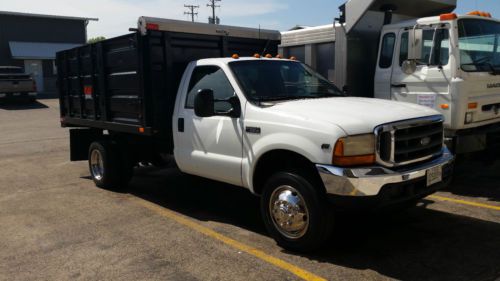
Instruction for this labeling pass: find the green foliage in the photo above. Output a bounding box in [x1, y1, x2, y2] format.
[87, 36, 106, 44]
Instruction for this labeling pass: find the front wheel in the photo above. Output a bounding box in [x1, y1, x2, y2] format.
[261, 172, 334, 252]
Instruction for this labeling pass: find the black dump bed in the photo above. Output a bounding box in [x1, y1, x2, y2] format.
[57, 17, 280, 151]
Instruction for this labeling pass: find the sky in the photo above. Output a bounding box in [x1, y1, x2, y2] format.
[1, 0, 499, 39]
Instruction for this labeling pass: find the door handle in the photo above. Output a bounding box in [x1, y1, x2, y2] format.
[391, 83, 407, 88]
[178, 118, 184, 132]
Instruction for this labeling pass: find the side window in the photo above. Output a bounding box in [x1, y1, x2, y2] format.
[379, 33, 396, 68]
[419, 29, 435, 65]
[186, 66, 235, 112]
[418, 29, 451, 66]
[399, 32, 409, 66]
[431, 29, 450, 66]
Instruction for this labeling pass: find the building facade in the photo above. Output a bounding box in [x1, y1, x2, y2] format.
[0, 11, 97, 95]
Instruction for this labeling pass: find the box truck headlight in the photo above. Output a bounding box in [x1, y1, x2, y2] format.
[333, 134, 376, 167]
[465, 112, 474, 124]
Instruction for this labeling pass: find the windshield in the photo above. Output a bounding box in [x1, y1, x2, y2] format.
[458, 19, 500, 73]
[228, 60, 344, 102]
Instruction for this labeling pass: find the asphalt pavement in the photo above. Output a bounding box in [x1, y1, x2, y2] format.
[0, 99, 499, 281]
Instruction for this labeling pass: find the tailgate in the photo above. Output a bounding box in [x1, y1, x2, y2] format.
[0, 75, 34, 93]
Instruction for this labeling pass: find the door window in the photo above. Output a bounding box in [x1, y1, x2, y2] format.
[379, 33, 396, 68]
[400, 29, 450, 66]
[186, 66, 235, 112]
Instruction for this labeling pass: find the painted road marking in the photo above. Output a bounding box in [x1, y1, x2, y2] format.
[429, 195, 500, 211]
[132, 198, 327, 281]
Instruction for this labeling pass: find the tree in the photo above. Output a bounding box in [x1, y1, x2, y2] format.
[87, 36, 106, 44]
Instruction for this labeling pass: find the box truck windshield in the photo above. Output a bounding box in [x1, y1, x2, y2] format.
[459, 19, 500, 73]
[229, 60, 344, 102]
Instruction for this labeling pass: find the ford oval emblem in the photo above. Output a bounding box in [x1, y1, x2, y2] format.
[421, 137, 431, 146]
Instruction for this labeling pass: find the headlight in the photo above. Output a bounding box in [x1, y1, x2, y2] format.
[333, 134, 376, 167]
[465, 112, 473, 124]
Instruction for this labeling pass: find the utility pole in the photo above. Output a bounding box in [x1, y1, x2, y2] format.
[207, 0, 221, 24]
[184, 4, 199, 22]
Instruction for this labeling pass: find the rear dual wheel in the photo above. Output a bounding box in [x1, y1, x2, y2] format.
[88, 141, 132, 190]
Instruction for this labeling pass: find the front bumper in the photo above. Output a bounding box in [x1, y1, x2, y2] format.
[316, 147, 455, 197]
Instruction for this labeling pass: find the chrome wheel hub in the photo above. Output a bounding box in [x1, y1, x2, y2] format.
[269, 185, 309, 239]
[90, 149, 104, 181]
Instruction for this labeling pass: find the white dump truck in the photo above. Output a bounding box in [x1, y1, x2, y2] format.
[280, 0, 500, 154]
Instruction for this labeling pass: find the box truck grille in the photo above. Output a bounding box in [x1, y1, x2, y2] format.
[376, 116, 444, 167]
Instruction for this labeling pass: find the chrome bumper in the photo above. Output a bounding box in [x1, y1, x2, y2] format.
[316, 148, 455, 197]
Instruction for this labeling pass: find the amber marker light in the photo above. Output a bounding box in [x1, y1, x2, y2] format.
[138, 127, 145, 133]
[441, 104, 450, 109]
[265, 54, 273, 58]
[254, 53, 261, 58]
[232, 54, 240, 59]
[440, 13, 458, 21]
[468, 102, 478, 109]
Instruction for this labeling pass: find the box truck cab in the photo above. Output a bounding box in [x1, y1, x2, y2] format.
[280, 0, 500, 153]
[375, 12, 500, 153]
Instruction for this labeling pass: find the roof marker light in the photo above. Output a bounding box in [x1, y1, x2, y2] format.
[276, 54, 283, 59]
[254, 53, 261, 58]
[467, 11, 492, 18]
[289, 56, 297, 61]
[440, 13, 458, 21]
[265, 54, 273, 58]
[232, 54, 240, 59]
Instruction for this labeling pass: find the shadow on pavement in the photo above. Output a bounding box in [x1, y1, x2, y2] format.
[0, 101, 49, 110]
[121, 166, 500, 281]
[448, 155, 500, 203]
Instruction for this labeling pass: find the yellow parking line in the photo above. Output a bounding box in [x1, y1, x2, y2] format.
[429, 195, 500, 211]
[132, 198, 327, 281]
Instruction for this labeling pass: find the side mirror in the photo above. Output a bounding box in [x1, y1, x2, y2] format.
[194, 89, 215, 117]
[402, 60, 417, 74]
[408, 28, 423, 60]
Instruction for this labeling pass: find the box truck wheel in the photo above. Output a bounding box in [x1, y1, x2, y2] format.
[88, 141, 131, 190]
[261, 172, 334, 252]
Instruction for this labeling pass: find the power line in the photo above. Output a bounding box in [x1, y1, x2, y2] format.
[207, 0, 221, 24]
[184, 4, 199, 22]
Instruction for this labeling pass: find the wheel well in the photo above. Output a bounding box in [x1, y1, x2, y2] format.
[252, 150, 325, 195]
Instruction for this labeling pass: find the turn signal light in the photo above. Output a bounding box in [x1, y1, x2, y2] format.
[440, 13, 458, 21]
[441, 104, 450, 109]
[138, 127, 145, 133]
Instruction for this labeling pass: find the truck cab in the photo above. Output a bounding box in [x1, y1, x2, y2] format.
[375, 13, 500, 153]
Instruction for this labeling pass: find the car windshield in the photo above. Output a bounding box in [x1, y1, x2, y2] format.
[228, 60, 344, 102]
[458, 19, 500, 74]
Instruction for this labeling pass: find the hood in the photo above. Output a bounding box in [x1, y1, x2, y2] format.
[267, 97, 440, 135]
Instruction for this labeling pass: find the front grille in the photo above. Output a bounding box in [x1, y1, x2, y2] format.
[377, 116, 444, 167]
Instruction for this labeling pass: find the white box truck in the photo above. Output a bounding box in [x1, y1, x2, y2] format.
[280, 0, 500, 154]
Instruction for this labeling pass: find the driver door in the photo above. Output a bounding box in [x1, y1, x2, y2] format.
[174, 65, 244, 186]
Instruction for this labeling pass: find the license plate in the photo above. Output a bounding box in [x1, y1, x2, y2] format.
[426, 165, 443, 187]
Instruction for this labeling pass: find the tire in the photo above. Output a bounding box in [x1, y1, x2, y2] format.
[88, 141, 132, 190]
[261, 172, 334, 252]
